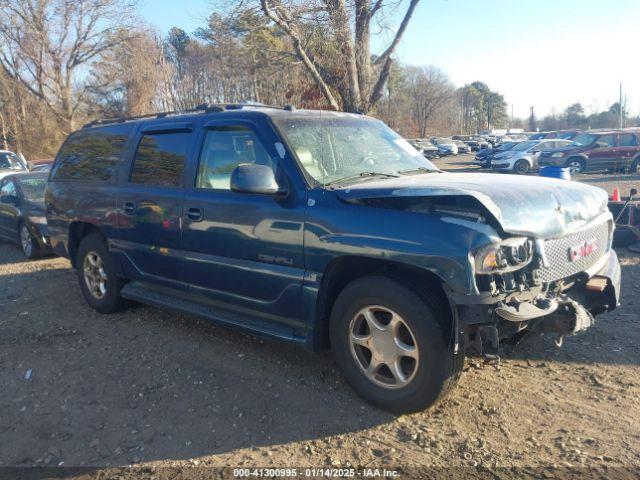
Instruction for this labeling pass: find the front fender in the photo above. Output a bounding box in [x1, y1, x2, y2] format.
[304, 194, 500, 295]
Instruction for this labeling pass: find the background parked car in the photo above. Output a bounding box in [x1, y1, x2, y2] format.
[431, 137, 458, 155]
[470, 136, 491, 150]
[453, 140, 471, 154]
[406, 139, 440, 159]
[491, 139, 574, 174]
[539, 129, 640, 173]
[0, 171, 51, 258]
[30, 164, 52, 173]
[0, 150, 28, 181]
[473, 140, 522, 168]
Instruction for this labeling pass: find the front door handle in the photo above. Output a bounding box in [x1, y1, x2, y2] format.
[123, 201, 136, 214]
[185, 207, 203, 222]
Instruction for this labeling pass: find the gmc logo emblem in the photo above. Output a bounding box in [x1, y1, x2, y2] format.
[569, 239, 597, 262]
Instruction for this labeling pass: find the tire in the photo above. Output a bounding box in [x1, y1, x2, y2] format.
[513, 159, 530, 175]
[629, 157, 640, 174]
[19, 222, 39, 259]
[76, 233, 128, 314]
[329, 276, 463, 414]
[565, 157, 585, 174]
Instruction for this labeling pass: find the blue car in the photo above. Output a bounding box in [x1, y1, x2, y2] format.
[45, 104, 620, 413]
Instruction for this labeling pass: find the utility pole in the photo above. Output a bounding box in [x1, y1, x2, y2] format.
[620, 82, 624, 129]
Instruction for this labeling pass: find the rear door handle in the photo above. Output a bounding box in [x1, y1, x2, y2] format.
[123, 201, 136, 214]
[185, 207, 203, 222]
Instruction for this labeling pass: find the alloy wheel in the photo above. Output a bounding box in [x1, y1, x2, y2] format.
[83, 251, 108, 299]
[20, 225, 32, 257]
[348, 306, 419, 389]
[567, 160, 583, 173]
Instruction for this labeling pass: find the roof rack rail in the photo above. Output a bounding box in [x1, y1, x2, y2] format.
[81, 102, 291, 129]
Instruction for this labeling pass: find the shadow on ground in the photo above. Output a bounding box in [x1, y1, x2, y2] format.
[0, 243, 638, 467]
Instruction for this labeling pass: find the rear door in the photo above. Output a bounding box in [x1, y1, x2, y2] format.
[616, 132, 639, 169]
[0, 178, 19, 240]
[114, 123, 194, 290]
[587, 133, 616, 171]
[181, 119, 306, 328]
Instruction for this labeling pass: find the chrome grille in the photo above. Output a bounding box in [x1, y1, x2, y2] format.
[537, 221, 611, 283]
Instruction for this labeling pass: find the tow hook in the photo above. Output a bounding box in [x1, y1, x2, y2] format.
[545, 299, 595, 347]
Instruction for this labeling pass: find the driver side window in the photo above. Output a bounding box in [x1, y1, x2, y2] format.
[196, 126, 274, 191]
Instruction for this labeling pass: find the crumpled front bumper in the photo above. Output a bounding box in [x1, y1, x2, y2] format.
[456, 249, 621, 345]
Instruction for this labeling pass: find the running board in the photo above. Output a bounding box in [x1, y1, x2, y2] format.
[121, 282, 307, 345]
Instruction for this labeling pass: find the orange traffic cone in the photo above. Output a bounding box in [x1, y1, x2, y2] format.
[612, 187, 621, 202]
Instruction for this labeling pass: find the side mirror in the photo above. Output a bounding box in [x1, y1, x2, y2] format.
[531, 150, 540, 155]
[0, 194, 17, 204]
[230, 164, 285, 195]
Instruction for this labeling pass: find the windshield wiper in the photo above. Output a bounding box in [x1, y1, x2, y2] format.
[397, 167, 440, 175]
[324, 171, 399, 187]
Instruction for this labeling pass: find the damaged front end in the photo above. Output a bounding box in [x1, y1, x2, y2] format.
[455, 214, 621, 357]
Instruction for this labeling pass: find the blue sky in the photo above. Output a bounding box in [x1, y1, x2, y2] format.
[138, 0, 640, 118]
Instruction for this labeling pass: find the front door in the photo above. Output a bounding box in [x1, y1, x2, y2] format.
[587, 133, 616, 171]
[114, 125, 194, 290]
[181, 121, 306, 329]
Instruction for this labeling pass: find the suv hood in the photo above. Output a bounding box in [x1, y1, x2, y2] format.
[335, 172, 609, 238]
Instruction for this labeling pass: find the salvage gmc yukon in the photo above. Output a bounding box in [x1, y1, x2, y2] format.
[45, 105, 621, 413]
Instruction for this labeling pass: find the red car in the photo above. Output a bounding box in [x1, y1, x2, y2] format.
[538, 129, 640, 173]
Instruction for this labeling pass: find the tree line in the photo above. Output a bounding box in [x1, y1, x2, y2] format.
[1, 0, 628, 162]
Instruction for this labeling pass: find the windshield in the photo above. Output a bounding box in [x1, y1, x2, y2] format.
[571, 133, 597, 146]
[18, 176, 47, 201]
[512, 140, 537, 151]
[434, 138, 452, 144]
[274, 116, 438, 184]
[500, 141, 517, 150]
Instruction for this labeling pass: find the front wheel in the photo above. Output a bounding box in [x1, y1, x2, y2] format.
[329, 276, 463, 414]
[513, 159, 530, 174]
[76, 233, 128, 314]
[565, 158, 585, 174]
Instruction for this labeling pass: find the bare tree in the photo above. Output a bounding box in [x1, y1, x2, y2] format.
[405, 65, 453, 138]
[258, 0, 421, 113]
[0, 0, 137, 132]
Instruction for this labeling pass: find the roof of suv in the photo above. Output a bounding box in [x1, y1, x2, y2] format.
[82, 104, 365, 130]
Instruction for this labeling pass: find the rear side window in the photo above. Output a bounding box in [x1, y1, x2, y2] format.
[619, 134, 638, 147]
[51, 124, 132, 181]
[130, 132, 191, 187]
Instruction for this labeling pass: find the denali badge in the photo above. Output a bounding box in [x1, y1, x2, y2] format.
[569, 239, 597, 262]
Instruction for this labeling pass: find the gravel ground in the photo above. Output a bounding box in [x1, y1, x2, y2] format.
[0, 159, 639, 479]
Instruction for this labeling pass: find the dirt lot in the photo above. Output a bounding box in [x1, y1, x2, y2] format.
[0, 155, 639, 478]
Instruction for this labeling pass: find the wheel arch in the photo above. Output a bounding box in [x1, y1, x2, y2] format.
[311, 256, 453, 352]
[68, 222, 103, 268]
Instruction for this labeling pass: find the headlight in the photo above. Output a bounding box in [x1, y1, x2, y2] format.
[551, 152, 565, 158]
[475, 237, 534, 274]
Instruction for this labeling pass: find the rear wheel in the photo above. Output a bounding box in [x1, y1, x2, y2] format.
[565, 157, 585, 174]
[329, 276, 463, 414]
[19, 223, 39, 259]
[629, 156, 640, 174]
[514, 159, 530, 174]
[76, 233, 128, 313]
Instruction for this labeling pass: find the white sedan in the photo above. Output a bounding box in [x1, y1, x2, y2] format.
[491, 139, 574, 174]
